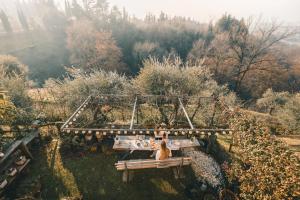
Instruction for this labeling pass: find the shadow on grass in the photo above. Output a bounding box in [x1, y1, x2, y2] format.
[59, 143, 194, 200]
[213, 135, 233, 164]
[4, 140, 69, 199]
[4, 139, 200, 200]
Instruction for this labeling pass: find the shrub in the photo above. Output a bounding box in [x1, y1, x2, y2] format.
[225, 112, 300, 200]
[133, 57, 238, 127]
[257, 89, 300, 133]
[0, 55, 28, 78]
[0, 99, 18, 125]
[0, 55, 31, 109]
[44, 70, 130, 109]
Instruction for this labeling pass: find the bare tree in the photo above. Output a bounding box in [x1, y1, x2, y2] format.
[230, 20, 294, 92]
[202, 18, 296, 96]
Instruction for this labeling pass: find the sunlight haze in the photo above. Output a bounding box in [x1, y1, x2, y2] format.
[108, 0, 300, 24]
[0, 0, 300, 199]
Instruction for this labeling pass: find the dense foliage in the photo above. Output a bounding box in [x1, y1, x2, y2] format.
[188, 15, 299, 99]
[0, 99, 18, 125]
[0, 55, 31, 108]
[0, 55, 28, 77]
[43, 57, 238, 128]
[66, 19, 124, 72]
[224, 111, 300, 200]
[257, 89, 300, 133]
[1, 2, 300, 101]
[44, 69, 129, 109]
[133, 58, 218, 96]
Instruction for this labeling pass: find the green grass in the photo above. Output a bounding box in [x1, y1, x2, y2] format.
[4, 139, 195, 200]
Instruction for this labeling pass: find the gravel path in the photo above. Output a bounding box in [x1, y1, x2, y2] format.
[182, 148, 225, 190]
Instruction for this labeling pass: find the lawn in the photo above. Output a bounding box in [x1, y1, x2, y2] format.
[4, 138, 196, 200]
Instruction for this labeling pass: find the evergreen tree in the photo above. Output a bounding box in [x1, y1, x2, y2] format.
[65, 0, 72, 17]
[0, 10, 12, 33]
[71, 0, 86, 19]
[17, 8, 29, 31]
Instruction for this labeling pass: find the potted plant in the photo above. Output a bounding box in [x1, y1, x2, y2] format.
[15, 155, 27, 166]
[8, 167, 17, 177]
[0, 175, 8, 189]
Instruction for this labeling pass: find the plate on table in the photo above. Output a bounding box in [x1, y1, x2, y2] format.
[135, 141, 143, 148]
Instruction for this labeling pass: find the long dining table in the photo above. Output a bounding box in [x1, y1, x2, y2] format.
[113, 135, 200, 152]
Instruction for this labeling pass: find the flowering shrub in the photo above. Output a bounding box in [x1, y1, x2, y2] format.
[225, 112, 300, 200]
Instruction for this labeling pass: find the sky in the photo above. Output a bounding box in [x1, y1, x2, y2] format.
[107, 0, 300, 25]
[0, 0, 299, 25]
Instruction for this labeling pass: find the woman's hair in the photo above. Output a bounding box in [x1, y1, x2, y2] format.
[160, 141, 170, 159]
[163, 132, 167, 139]
[161, 140, 167, 151]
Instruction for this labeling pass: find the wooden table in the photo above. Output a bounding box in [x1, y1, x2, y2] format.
[113, 135, 200, 151]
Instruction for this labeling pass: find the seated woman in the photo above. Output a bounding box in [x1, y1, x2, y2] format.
[154, 123, 166, 137]
[156, 141, 172, 160]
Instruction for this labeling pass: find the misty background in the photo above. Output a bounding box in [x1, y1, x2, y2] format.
[0, 0, 299, 100]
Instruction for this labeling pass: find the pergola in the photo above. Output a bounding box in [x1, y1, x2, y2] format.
[60, 94, 233, 136]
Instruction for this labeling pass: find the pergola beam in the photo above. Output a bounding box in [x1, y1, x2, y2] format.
[96, 94, 213, 98]
[178, 98, 194, 129]
[61, 95, 233, 136]
[61, 95, 91, 130]
[62, 127, 233, 135]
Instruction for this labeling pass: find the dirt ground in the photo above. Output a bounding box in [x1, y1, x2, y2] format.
[277, 135, 300, 158]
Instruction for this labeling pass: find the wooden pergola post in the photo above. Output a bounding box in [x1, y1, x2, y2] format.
[61, 95, 92, 130]
[178, 98, 194, 130]
[130, 97, 138, 130]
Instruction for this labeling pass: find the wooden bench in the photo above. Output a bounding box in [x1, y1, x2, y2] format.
[0, 131, 39, 194]
[115, 157, 192, 182]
